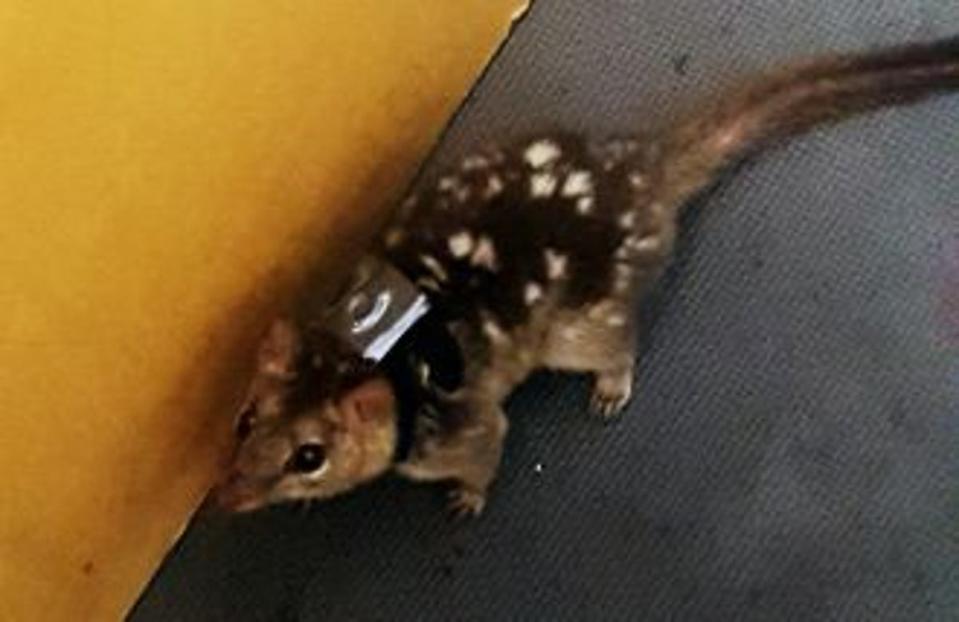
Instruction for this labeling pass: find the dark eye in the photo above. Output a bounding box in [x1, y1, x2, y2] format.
[289, 443, 327, 474]
[236, 406, 256, 439]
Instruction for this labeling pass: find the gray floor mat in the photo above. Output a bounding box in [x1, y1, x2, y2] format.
[131, 1, 959, 620]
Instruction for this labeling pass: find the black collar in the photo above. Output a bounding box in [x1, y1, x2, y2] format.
[378, 307, 464, 464]
[320, 255, 463, 463]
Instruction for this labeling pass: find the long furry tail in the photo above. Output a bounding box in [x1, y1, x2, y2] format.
[655, 35, 959, 209]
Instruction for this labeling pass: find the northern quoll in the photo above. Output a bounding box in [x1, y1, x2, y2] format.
[215, 36, 959, 516]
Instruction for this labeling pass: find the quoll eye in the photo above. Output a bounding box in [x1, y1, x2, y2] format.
[235, 406, 256, 439]
[289, 443, 327, 475]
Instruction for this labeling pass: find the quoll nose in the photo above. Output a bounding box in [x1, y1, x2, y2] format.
[212, 471, 263, 513]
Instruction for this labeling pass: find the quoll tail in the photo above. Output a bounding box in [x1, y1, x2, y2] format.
[656, 35, 959, 209]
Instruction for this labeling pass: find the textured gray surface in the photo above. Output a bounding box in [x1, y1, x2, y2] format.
[132, 1, 959, 620]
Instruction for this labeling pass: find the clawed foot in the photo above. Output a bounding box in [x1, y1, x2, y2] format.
[447, 486, 486, 519]
[590, 368, 634, 418]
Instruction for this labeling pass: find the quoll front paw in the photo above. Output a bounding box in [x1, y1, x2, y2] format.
[447, 486, 487, 519]
[590, 368, 634, 418]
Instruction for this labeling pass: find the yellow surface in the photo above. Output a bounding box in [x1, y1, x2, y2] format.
[0, 1, 526, 619]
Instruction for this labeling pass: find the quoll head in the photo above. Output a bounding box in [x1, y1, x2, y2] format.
[214, 319, 399, 513]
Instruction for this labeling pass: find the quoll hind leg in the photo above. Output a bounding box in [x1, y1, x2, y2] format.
[542, 306, 638, 418]
[395, 400, 508, 518]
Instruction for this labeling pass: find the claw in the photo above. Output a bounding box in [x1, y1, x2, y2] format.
[591, 370, 633, 418]
[590, 385, 632, 418]
[447, 487, 486, 519]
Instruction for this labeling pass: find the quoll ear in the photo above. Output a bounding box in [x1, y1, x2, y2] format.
[337, 377, 396, 425]
[256, 318, 301, 380]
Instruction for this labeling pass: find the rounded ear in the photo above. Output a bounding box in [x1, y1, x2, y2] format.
[337, 377, 396, 425]
[256, 318, 301, 380]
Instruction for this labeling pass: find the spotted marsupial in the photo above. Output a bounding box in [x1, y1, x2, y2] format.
[215, 36, 959, 517]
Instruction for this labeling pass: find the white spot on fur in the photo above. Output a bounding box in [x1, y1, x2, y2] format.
[484, 174, 504, 199]
[530, 172, 558, 198]
[420, 254, 448, 281]
[561, 170, 593, 197]
[629, 172, 647, 189]
[607, 314, 626, 327]
[416, 361, 431, 385]
[462, 155, 488, 171]
[483, 318, 509, 344]
[524, 282, 544, 305]
[471, 236, 497, 270]
[628, 234, 660, 253]
[447, 231, 474, 258]
[576, 196, 594, 214]
[524, 139, 561, 168]
[614, 245, 631, 260]
[438, 175, 471, 203]
[618, 211, 636, 229]
[416, 277, 441, 292]
[613, 263, 632, 293]
[544, 248, 567, 280]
